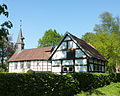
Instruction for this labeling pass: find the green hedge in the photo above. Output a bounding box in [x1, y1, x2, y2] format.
[71, 72, 120, 91]
[0, 72, 120, 96]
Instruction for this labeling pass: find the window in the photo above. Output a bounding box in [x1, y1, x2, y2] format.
[98, 60, 101, 64]
[97, 66, 99, 71]
[15, 63, 17, 69]
[67, 50, 75, 59]
[52, 61, 61, 67]
[63, 67, 67, 72]
[94, 59, 97, 64]
[69, 67, 73, 72]
[63, 67, 74, 72]
[99, 66, 102, 71]
[26, 61, 31, 68]
[102, 66, 105, 72]
[22, 45, 24, 50]
[94, 65, 98, 71]
[75, 49, 86, 57]
[89, 59, 93, 63]
[89, 64, 94, 71]
[63, 60, 73, 65]
[75, 59, 87, 65]
[102, 62, 104, 65]
[20, 62, 24, 69]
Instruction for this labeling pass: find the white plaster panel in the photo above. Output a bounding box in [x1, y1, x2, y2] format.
[52, 67, 61, 72]
[48, 69, 51, 71]
[52, 61, 61, 66]
[43, 68, 47, 71]
[48, 66, 51, 68]
[75, 66, 87, 72]
[9, 60, 52, 73]
[43, 65, 47, 68]
[75, 49, 86, 57]
[64, 36, 71, 41]
[62, 60, 73, 65]
[58, 42, 67, 50]
[52, 51, 66, 59]
[48, 61, 51, 65]
[75, 59, 87, 65]
[9, 63, 13, 67]
[68, 41, 78, 49]
[43, 63, 47, 66]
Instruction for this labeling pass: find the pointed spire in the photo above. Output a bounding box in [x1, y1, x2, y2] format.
[16, 20, 25, 53]
[16, 27, 24, 44]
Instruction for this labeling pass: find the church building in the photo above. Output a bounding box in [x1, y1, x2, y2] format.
[8, 28, 107, 74]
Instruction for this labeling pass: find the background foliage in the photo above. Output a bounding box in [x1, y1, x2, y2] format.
[82, 12, 120, 72]
[38, 29, 63, 48]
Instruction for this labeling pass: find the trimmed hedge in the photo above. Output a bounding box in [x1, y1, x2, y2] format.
[0, 72, 119, 96]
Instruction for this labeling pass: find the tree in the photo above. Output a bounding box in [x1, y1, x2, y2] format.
[82, 12, 120, 72]
[0, 4, 13, 40]
[0, 3, 13, 70]
[94, 12, 120, 35]
[81, 32, 96, 43]
[38, 29, 63, 48]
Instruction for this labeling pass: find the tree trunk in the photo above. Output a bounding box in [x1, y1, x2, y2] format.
[1, 43, 4, 69]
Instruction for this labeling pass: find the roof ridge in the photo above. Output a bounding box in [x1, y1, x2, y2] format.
[23, 46, 53, 50]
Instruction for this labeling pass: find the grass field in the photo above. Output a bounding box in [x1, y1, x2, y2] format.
[75, 82, 120, 96]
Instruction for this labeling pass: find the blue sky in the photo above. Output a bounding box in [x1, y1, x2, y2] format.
[0, 0, 120, 49]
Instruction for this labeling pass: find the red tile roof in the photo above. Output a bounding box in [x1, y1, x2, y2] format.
[70, 33, 107, 61]
[8, 46, 53, 62]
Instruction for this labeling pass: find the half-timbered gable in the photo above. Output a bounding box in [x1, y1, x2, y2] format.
[49, 32, 107, 74]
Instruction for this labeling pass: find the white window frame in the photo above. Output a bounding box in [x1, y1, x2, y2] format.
[63, 66, 74, 72]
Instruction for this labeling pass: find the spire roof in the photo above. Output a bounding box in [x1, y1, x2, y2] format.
[16, 28, 24, 44]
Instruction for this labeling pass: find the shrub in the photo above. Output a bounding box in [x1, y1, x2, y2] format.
[0, 72, 119, 96]
[27, 69, 35, 74]
[0, 67, 5, 72]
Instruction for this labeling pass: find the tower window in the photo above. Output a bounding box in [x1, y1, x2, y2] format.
[22, 45, 24, 49]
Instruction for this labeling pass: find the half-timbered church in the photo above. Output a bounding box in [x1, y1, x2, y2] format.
[8, 28, 107, 74]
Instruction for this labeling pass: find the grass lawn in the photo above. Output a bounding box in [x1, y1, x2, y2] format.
[75, 82, 120, 96]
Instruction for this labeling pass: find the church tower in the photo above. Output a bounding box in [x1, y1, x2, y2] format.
[16, 24, 25, 53]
